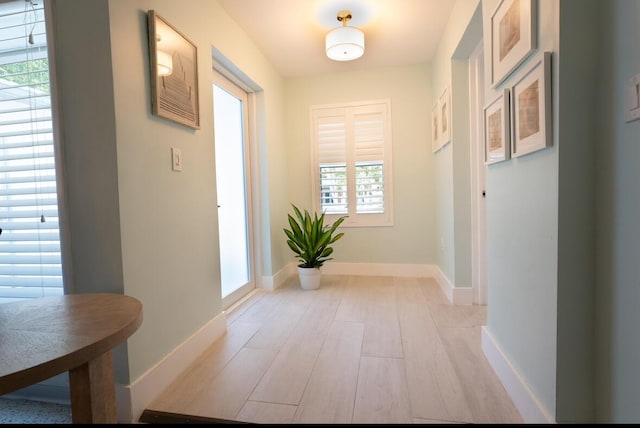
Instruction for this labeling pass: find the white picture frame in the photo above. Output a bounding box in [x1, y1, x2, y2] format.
[431, 100, 440, 153]
[484, 89, 511, 164]
[511, 51, 552, 158]
[490, 0, 537, 89]
[438, 86, 451, 149]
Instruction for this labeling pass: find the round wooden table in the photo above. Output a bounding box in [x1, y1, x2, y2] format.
[0, 293, 143, 423]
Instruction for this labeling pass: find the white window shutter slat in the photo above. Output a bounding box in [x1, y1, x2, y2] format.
[315, 110, 347, 164]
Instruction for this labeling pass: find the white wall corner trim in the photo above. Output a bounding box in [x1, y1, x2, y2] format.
[115, 312, 227, 423]
[432, 265, 473, 305]
[481, 326, 555, 424]
[261, 261, 297, 291]
[321, 262, 433, 277]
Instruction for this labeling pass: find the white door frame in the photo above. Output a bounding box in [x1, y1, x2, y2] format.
[213, 69, 259, 310]
[469, 40, 487, 305]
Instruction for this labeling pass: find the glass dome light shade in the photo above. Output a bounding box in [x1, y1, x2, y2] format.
[156, 50, 173, 76]
[325, 26, 364, 61]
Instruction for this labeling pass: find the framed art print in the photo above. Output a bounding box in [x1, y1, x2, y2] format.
[484, 89, 511, 164]
[511, 51, 552, 157]
[438, 86, 451, 149]
[490, 0, 537, 88]
[431, 100, 440, 153]
[148, 10, 200, 129]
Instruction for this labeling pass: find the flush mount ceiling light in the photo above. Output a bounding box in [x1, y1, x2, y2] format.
[325, 10, 364, 61]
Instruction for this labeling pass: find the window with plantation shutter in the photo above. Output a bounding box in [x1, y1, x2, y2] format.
[310, 100, 393, 227]
[0, 0, 63, 303]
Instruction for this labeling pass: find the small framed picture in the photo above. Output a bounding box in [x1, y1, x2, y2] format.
[147, 10, 200, 129]
[484, 89, 511, 164]
[438, 86, 451, 148]
[625, 73, 640, 123]
[431, 100, 440, 153]
[511, 51, 552, 157]
[490, 0, 537, 88]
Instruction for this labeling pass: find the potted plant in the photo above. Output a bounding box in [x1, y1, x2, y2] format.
[283, 203, 347, 290]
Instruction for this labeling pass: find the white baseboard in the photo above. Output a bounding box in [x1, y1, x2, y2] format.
[431, 265, 473, 305]
[263, 262, 472, 306]
[260, 276, 274, 291]
[261, 262, 297, 291]
[115, 312, 227, 423]
[481, 326, 554, 423]
[321, 262, 433, 277]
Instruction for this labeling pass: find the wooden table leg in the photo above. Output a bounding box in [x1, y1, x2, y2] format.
[69, 351, 117, 423]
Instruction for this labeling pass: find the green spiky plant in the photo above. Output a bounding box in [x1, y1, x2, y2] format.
[283, 203, 347, 269]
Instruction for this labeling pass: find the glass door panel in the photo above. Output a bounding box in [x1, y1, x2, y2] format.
[213, 76, 253, 304]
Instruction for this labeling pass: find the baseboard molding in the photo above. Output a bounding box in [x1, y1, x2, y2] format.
[263, 262, 472, 306]
[261, 262, 297, 291]
[481, 326, 554, 423]
[431, 265, 473, 305]
[321, 262, 433, 277]
[115, 311, 227, 423]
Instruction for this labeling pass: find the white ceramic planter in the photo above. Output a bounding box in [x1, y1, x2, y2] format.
[297, 266, 321, 290]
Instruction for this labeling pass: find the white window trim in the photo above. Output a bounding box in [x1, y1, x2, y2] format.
[310, 99, 394, 228]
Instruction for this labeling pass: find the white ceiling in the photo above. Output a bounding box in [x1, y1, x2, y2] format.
[217, 0, 455, 78]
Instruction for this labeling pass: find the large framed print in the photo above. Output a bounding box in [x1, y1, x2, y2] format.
[147, 10, 200, 129]
[484, 89, 511, 164]
[490, 0, 537, 88]
[511, 51, 552, 158]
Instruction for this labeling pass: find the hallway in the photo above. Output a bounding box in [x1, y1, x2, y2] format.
[144, 275, 522, 424]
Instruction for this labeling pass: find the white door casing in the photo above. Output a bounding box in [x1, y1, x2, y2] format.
[469, 40, 487, 305]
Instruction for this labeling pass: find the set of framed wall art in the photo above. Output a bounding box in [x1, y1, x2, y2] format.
[484, 0, 552, 165]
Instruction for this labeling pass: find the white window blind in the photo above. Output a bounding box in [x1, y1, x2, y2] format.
[311, 100, 393, 227]
[0, 0, 63, 303]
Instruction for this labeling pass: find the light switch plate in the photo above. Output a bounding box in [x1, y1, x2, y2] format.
[625, 73, 640, 123]
[171, 147, 182, 171]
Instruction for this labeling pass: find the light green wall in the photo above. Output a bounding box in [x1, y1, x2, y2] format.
[431, 0, 480, 285]
[284, 65, 435, 265]
[481, 0, 560, 418]
[49, 0, 286, 383]
[449, 3, 483, 289]
[434, 146, 455, 279]
[431, 0, 635, 422]
[595, 0, 640, 422]
[48, 0, 128, 382]
[482, 0, 604, 420]
[556, 0, 598, 421]
[451, 62, 472, 288]
[46, 0, 640, 421]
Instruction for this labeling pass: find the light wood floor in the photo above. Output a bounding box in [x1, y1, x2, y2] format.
[146, 275, 523, 424]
